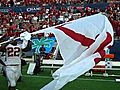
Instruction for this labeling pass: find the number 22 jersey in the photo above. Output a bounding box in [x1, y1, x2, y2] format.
[5, 44, 22, 65]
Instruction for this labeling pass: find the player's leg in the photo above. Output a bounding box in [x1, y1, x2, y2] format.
[17, 64, 22, 82]
[8, 86, 16, 90]
[2, 66, 6, 77]
[8, 82, 15, 90]
[5, 66, 17, 90]
[17, 76, 21, 82]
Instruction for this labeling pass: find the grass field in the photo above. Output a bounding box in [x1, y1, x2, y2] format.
[0, 65, 120, 90]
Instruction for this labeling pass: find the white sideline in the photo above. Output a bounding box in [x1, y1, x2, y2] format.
[0, 74, 114, 82]
[22, 75, 115, 82]
[23, 57, 34, 62]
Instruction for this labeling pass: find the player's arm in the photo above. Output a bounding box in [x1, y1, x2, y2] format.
[0, 33, 9, 43]
[0, 59, 6, 66]
[0, 36, 15, 52]
[20, 31, 32, 51]
[0, 42, 9, 52]
[22, 40, 32, 52]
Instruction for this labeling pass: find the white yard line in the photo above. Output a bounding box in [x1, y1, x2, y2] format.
[0, 74, 115, 82]
[0, 73, 116, 82]
[22, 75, 115, 82]
[23, 75, 52, 79]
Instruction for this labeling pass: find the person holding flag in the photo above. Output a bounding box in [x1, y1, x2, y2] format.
[0, 31, 32, 90]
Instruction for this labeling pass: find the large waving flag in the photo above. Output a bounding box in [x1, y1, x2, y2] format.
[32, 13, 114, 90]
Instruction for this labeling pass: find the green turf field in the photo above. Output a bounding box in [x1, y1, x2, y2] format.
[0, 65, 120, 90]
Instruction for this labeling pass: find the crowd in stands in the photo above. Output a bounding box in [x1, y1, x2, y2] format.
[0, 0, 119, 39]
[0, 0, 110, 7]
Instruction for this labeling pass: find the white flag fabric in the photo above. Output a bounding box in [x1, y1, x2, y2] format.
[32, 13, 114, 90]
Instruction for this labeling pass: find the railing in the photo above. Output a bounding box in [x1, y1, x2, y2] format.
[25, 54, 120, 77]
[38, 54, 120, 76]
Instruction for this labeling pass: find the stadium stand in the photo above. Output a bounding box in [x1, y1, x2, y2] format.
[0, 0, 120, 77]
[0, 0, 119, 38]
[0, 1, 120, 90]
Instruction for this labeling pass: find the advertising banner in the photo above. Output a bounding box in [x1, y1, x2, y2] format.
[0, 6, 40, 13]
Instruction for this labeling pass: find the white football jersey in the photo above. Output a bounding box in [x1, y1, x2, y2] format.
[5, 44, 22, 65]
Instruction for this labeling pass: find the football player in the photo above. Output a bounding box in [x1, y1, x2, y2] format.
[0, 32, 32, 90]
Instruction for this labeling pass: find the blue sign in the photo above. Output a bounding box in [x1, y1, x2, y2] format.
[12, 6, 40, 13]
[84, 3, 109, 10]
[32, 37, 56, 54]
[0, 6, 40, 13]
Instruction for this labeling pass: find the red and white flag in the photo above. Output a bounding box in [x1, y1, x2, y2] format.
[32, 13, 114, 90]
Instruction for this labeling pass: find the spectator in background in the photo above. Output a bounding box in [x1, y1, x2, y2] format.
[34, 54, 41, 75]
[46, 51, 53, 59]
[40, 45, 46, 59]
[0, 0, 119, 41]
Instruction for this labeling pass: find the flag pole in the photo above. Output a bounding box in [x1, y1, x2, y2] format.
[53, 44, 59, 60]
